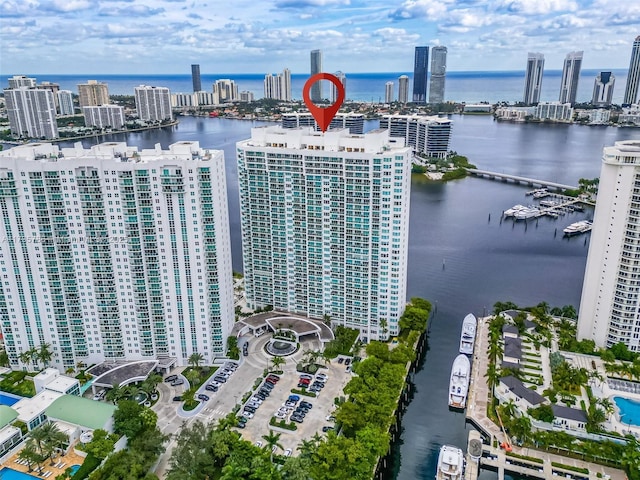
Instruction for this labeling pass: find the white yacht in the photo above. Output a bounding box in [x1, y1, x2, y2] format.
[448, 354, 470, 409]
[459, 313, 476, 355]
[563, 220, 592, 236]
[513, 206, 540, 220]
[503, 204, 526, 217]
[435, 444, 465, 480]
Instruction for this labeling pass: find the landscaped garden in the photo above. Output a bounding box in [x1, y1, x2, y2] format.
[0, 370, 36, 397]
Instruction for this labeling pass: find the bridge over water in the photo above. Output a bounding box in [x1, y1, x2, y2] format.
[466, 168, 577, 191]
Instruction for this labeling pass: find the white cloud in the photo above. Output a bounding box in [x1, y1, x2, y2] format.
[496, 0, 578, 15]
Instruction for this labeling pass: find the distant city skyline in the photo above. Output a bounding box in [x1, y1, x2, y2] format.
[1, 1, 638, 75]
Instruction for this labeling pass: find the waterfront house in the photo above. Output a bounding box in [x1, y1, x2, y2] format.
[503, 337, 523, 365]
[496, 376, 546, 411]
[552, 405, 588, 432]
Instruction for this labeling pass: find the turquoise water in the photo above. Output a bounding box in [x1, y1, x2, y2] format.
[70, 465, 81, 473]
[614, 397, 640, 427]
[0, 468, 38, 479]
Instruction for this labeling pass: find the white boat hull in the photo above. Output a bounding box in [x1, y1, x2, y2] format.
[448, 354, 470, 409]
[435, 444, 465, 480]
[459, 313, 477, 355]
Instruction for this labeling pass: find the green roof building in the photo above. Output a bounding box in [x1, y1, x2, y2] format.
[45, 395, 116, 431]
[0, 405, 18, 429]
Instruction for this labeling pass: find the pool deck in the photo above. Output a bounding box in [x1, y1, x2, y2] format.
[4, 449, 85, 478]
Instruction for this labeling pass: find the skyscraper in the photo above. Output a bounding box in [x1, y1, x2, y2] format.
[213, 79, 239, 103]
[57, 90, 75, 116]
[264, 68, 292, 101]
[310, 50, 323, 103]
[412, 46, 429, 103]
[578, 140, 640, 352]
[429, 46, 447, 104]
[237, 126, 411, 340]
[398, 75, 409, 104]
[385, 82, 394, 103]
[0, 140, 234, 369]
[523, 53, 545, 105]
[4, 87, 58, 139]
[134, 85, 173, 122]
[380, 114, 452, 158]
[7, 75, 36, 89]
[592, 72, 615, 107]
[77, 80, 110, 107]
[623, 36, 640, 105]
[82, 105, 125, 129]
[191, 64, 202, 92]
[331, 71, 346, 103]
[559, 51, 583, 105]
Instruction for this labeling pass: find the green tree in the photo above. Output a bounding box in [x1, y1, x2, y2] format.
[113, 400, 145, 438]
[509, 415, 532, 444]
[398, 306, 429, 333]
[261, 430, 283, 462]
[37, 343, 54, 368]
[82, 429, 117, 460]
[106, 384, 125, 404]
[18, 439, 43, 472]
[271, 356, 285, 372]
[140, 373, 162, 395]
[0, 350, 10, 367]
[188, 352, 205, 369]
[528, 404, 554, 423]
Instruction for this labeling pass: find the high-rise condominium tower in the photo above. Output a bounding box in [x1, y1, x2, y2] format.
[385, 82, 394, 103]
[4, 87, 58, 139]
[578, 141, 640, 352]
[264, 69, 292, 101]
[213, 79, 239, 103]
[134, 85, 173, 122]
[0, 141, 233, 370]
[413, 46, 429, 103]
[331, 71, 346, 103]
[310, 50, 323, 103]
[191, 64, 202, 92]
[429, 46, 447, 104]
[8, 75, 36, 89]
[398, 75, 409, 104]
[237, 126, 411, 340]
[592, 72, 615, 107]
[77, 80, 110, 107]
[57, 90, 75, 116]
[559, 51, 583, 105]
[523, 53, 545, 105]
[623, 36, 640, 105]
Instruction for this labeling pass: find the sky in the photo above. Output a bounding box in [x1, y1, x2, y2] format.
[1, 0, 639, 75]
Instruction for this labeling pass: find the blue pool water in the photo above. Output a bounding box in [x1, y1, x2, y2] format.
[613, 396, 640, 427]
[0, 392, 22, 406]
[0, 467, 39, 479]
[70, 464, 81, 473]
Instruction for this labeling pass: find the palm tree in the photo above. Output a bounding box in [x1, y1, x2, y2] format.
[18, 350, 32, 370]
[28, 347, 40, 370]
[598, 397, 615, 418]
[105, 384, 125, 404]
[141, 373, 162, 395]
[484, 363, 500, 392]
[39, 422, 68, 464]
[379, 318, 388, 340]
[510, 416, 532, 444]
[18, 440, 41, 472]
[0, 350, 10, 368]
[65, 367, 75, 375]
[271, 356, 285, 372]
[297, 439, 316, 458]
[500, 399, 518, 421]
[217, 412, 238, 431]
[29, 424, 49, 455]
[261, 431, 283, 462]
[188, 352, 205, 369]
[37, 343, 53, 368]
[220, 462, 251, 479]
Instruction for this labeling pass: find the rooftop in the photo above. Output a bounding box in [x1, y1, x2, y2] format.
[45, 395, 116, 430]
[552, 404, 588, 423]
[0, 405, 18, 429]
[504, 337, 523, 360]
[13, 390, 63, 422]
[89, 360, 158, 388]
[500, 376, 545, 406]
[45, 376, 79, 393]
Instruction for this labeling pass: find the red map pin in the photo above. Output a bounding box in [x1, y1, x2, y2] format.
[302, 73, 345, 133]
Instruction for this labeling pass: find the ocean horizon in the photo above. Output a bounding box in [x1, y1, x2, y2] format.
[6, 69, 629, 104]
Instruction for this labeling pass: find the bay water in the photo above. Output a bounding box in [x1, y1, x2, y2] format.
[60, 115, 640, 479]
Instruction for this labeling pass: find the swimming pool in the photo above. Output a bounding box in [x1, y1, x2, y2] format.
[613, 396, 640, 427]
[0, 391, 23, 407]
[71, 464, 81, 474]
[0, 467, 39, 479]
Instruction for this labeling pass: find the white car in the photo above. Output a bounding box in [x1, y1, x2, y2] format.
[251, 397, 263, 404]
[278, 407, 292, 414]
[326, 415, 336, 422]
[274, 411, 287, 419]
[255, 441, 263, 447]
[316, 374, 328, 381]
[284, 448, 292, 457]
[242, 411, 254, 419]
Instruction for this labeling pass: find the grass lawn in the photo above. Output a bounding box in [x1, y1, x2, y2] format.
[0, 370, 36, 397]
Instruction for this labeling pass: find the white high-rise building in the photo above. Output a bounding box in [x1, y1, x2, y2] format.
[398, 75, 409, 104]
[4, 87, 58, 139]
[134, 85, 173, 122]
[534, 102, 574, 122]
[380, 114, 452, 159]
[559, 51, 583, 105]
[592, 72, 615, 107]
[237, 126, 411, 340]
[8, 76, 36, 89]
[578, 141, 640, 352]
[624, 36, 640, 105]
[429, 46, 447, 104]
[331, 71, 346, 103]
[385, 82, 394, 103]
[213, 79, 238, 103]
[0, 141, 234, 369]
[523, 53, 544, 105]
[57, 90, 75, 116]
[82, 105, 125, 130]
[264, 69, 291, 101]
[281, 112, 364, 134]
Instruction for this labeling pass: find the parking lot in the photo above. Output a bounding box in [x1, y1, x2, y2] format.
[237, 359, 352, 454]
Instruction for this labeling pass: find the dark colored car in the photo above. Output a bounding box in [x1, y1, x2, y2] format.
[344, 358, 351, 365]
[265, 377, 278, 385]
[171, 379, 184, 387]
[322, 426, 335, 432]
[244, 406, 256, 413]
[165, 374, 178, 382]
[172, 396, 182, 402]
[205, 384, 218, 392]
[267, 374, 280, 381]
[258, 389, 270, 397]
[300, 401, 313, 408]
[297, 383, 308, 389]
[262, 382, 274, 390]
[338, 357, 344, 364]
[213, 376, 227, 383]
[236, 422, 246, 429]
[255, 393, 267, 401]
[197, 394, 210, 401]
[290, 416, 303, 423]
[312, 382, 325, 389]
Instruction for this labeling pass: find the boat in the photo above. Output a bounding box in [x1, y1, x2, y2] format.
[539, 200, 559, 207]
[503, 204, 526, 217]
[459, 313, 477, 355]
[435, 444, 465, 480]
[448, 354, 470, 409]
[513, 206, 540, 220]
[563, 220, 592, 236]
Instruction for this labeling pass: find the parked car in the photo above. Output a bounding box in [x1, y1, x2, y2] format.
[288, 395, 300, 402]
[337, 357, 344, 364]
[255, 393, 267, 401]
[262, 382, 274, 390]
[300, 401, 313, 409]
[298, 378, 310, 384]
[299, 374, 313, 380]
[346, 365, 352, 373]
[290, 415, 303, 423]
[293, 410, 306, 418]
[274, 412, 287, 419]
[197, 394, 209, 401]
[225, 362, 238, 370]
[258, 389, 270, 397]
[265, 377, 278, 385]
[344, 358, 351, 365]
[285, 400, 297, 408]
[242, 411, 254, 419]
[326, 415, 336, 421]
[172, 396, 182, 402]
[284, 448, 292, 457]
[309, 386, 321, 393]
[316, 373, 328, 381]
[205, 384, 218, 392]
[250, 397, 263, 404]
[237, 416, 248, 424]
[243, 349, 249, 357]
[266, 374, 280, 382]
[236, 422, 246, 429]
[213, 376, 227, 383]
[165, 374, 178, 382]
[322, 426, 335, 432]
[171, 379, 184, 387]
[255, 441, 263, 447]
[297, 382, 309, 388]
[244, 406, 256, 413]
[311, 382, 325, 389]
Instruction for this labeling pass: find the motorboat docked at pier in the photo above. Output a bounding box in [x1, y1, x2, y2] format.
[435, 444, 465, 480]
[459, 313, 476, 355]
[563, 220, 592, 236]
[448, 354, 470, 409]
[503, 204, 526, 217]
[513, 206, 540, 220]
